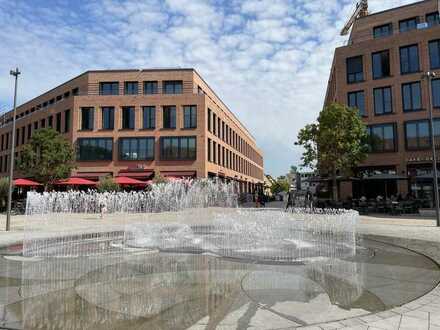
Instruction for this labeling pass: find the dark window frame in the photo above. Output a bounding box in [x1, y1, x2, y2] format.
[404, 120, 431, 150]
[142, 106, 156, 129]
[432, 79, 440, 108]
[372, 50, 391, 80]
[373, 86, 393, 115]
[400, 44, 420, 74]
[367, 123, 397, 153]
[163, 80, 183, 94]
[81, 107, 94, 131]
[119, 137, 155, 161]
[77, 137, 113, 161]
[399, 17, 418, 33]
[402, 81, 422, 112]
[101, 107, 115, 130]
[121, 106, 135, 130]
[346, 56, 364, 84]
[429, 39, 440, 70]
[183, 105, 197, 129]
[163, 106, 176, 129]
[124, 81, 139, 95]
[143, 81, 158, 94]
[347, 90, 366, 117]
[160, 136, 197, 160]
[427, 12, 440, 27]
[373, 23, 393, 38]
[99, 82, 119, 96]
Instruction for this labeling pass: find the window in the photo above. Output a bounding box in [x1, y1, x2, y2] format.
[374, 23, 392, 38]
[99, 82, 119, 95]
[213, 141, 217, 163]
[433, 79, 440, 108]
[119, 137, 154, 160]
[402, 82, 422, 111]
[426, 12, 439, 27]
[183, 105, 197, 128]
[64, 109, 70, 133]
[142, 106, 155, 129]
[56, 112, 62, 132]
[121, 107, 135, 130]
[143, 81, 158, 94]
[40, 118, 46, 128]
[34, 121, 38, 131]
[367, 124, 396, 152]
[348, 91, 366, 116]
[102, 107, 114, 130]
[374, 87, 393, 115]
[160, 136, 196, 160]
[72, 87, 79, 96]
[372, 50, 390, 79]
[81, 107, 94, 130]
[48, 116, 53, 128]
[429, 40, 440, 69]
[400, 45, 419, 74]
[405, 121, 430, 150]
[163, 106, 176, 129]
[212, 113, 217, 135]
[208, 138, 212, 162]
[124, 81, 138, 95]
[163, 80, 183, 94]
[77, 138, 113, 161]
[208, 109, 212, 132]
[399, 17, 418, 32]
[27, 124, 31, 139]
[346, 56, 364, 83]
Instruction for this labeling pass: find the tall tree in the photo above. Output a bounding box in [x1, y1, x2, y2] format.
[296, 103, 368, 201]
[18, 128, 76, 189]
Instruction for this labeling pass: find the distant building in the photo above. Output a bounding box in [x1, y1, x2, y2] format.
[296, 172, 318, 194]
[264, 174, 277, 196]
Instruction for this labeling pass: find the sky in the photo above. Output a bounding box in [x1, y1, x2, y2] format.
[0, 0, 419, 177]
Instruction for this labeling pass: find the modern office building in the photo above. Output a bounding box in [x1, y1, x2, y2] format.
[325, 0, 440, 201]
[0, 69, 264, 193]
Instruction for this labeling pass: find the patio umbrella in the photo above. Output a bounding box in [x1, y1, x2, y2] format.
[14, 178, 41, 187]
[114, 176, 146, 185]
[55, 177, 97, 186]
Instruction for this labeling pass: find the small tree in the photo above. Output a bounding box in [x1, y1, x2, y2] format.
[296, 103, 368, 201]
[270, 176, 290, 195]
[152, 170, 168, 184]
[0, 177, 10, 210]
[18, 128, 76, 190]
[97, 176, 120, 192]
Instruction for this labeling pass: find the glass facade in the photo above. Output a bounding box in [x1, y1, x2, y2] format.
[160, 136, 196, 160]
[142, 106, 155, 129]
[119, 137, 154, 160]
[77, 138, 113, 161]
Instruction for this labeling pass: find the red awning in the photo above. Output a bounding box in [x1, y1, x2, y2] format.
[118, 171, 154, 178]
[114, 176, 146, 185]
[55, 178, 97, 185]
[162, 171, 196, 178]
[14, 178, 41, 186]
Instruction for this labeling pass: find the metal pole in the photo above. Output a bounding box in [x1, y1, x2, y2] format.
[6, 68, 20, 232]
[426, 71, 440, 227]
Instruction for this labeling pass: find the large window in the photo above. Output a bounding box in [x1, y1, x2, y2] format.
[163, 80, 183, 94]
[374, 87, 393, 115]
[347, 91, 366, 116]
[143, 81, 158, 94]
[102, 107, 114, 130]
[124, 81, 138, 95]
[81, 107, 94, 130]
[183, 105, 197, 128]
[208, 109, 212, 132]
[429, 40, 440, 69]
[119, 137, 154, 160]
[402, 82, 422, 111]
[99, 82, 119, 95]
[160, 136, 196, 160]
[56, 113, 62, 132]
[346, 56, 364, 83]
[163, 106, 176, 129]
[372, 50, 390, 79]
[142, 106, 155, 129]
[122, 106, 135, 129]
[399, 17, 418, 32]
[64, 109, 70, 133]
[367, 124, 396, 152]
[373, 23, 392, 38]
[433, 79, 440, 108]
[77, 138, 113, 161]
[427, 12, 439, 27]
[405, 120, 430, 150]
[400, 45, 419, 74]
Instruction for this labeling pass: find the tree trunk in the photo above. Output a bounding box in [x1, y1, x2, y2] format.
[332, 167, 339, 202]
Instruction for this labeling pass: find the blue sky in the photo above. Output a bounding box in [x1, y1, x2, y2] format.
[0, 0, 418, 177]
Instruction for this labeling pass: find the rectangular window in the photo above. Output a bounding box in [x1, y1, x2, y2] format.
[163, 106, 176, 129]
[27, 124, 31, 139]
[347, 91, 366, 116]
[374, 87, 393, 115]
[142, 106, 155, 129]
[99, 82, 119, 95]
[102, 107, 114, 130]
[433, 79, 440, 108]
[405, 120, 430, 150]
[207, 109, 212, 132]
[346, 56, 364, 83]
[122, 106, 135, 129]
[143, 81, 158, 94]
[426, 12, 439, 27]
[399, 17, 418, 32]
[400, 45, 419, 74]
[213, 141, 217, 163]
[208, 138, 212, 162]
[212, 113, 217, 135]
[402, 82, 422, 111]
[40, 118, 46, 128]
[367, 124, 396, 152]
[372, 50, 390, 79]
[183, 105, 197, 128]
[81, 107, 94, 130]
[429, 40, 440, 69]
[119, 137, 154, 160]
[64, 109, 70, 133]
[34, 121, 38, 131]
[56, 112, 62, 132]
[373, 23, 392, 38]
[48, 116, 53, 128]
[124, 81, 138, 95]
[77, 138, 113, 161]
[160, 136, 196, 160]
[163, 80, 183, 94]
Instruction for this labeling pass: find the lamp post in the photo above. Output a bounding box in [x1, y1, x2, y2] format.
[5, 68, 20, 232]
[424, 71, 440, 227]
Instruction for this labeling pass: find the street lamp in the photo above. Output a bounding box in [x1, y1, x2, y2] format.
[5, 68, 20, 232]
[424, 71, 440, 227]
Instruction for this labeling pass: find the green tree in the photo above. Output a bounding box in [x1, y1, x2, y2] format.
[18, 128, 76, 190]
[296, 103, 368, 201]
[152, 170, 168, 184]
[0, 177, 9, 210]
[270, 176, 290, 195]
[97, 176, 120, 192]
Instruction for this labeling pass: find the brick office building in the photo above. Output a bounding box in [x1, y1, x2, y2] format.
[325, 0, 440, 202]
[0, 69, 264, 193]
